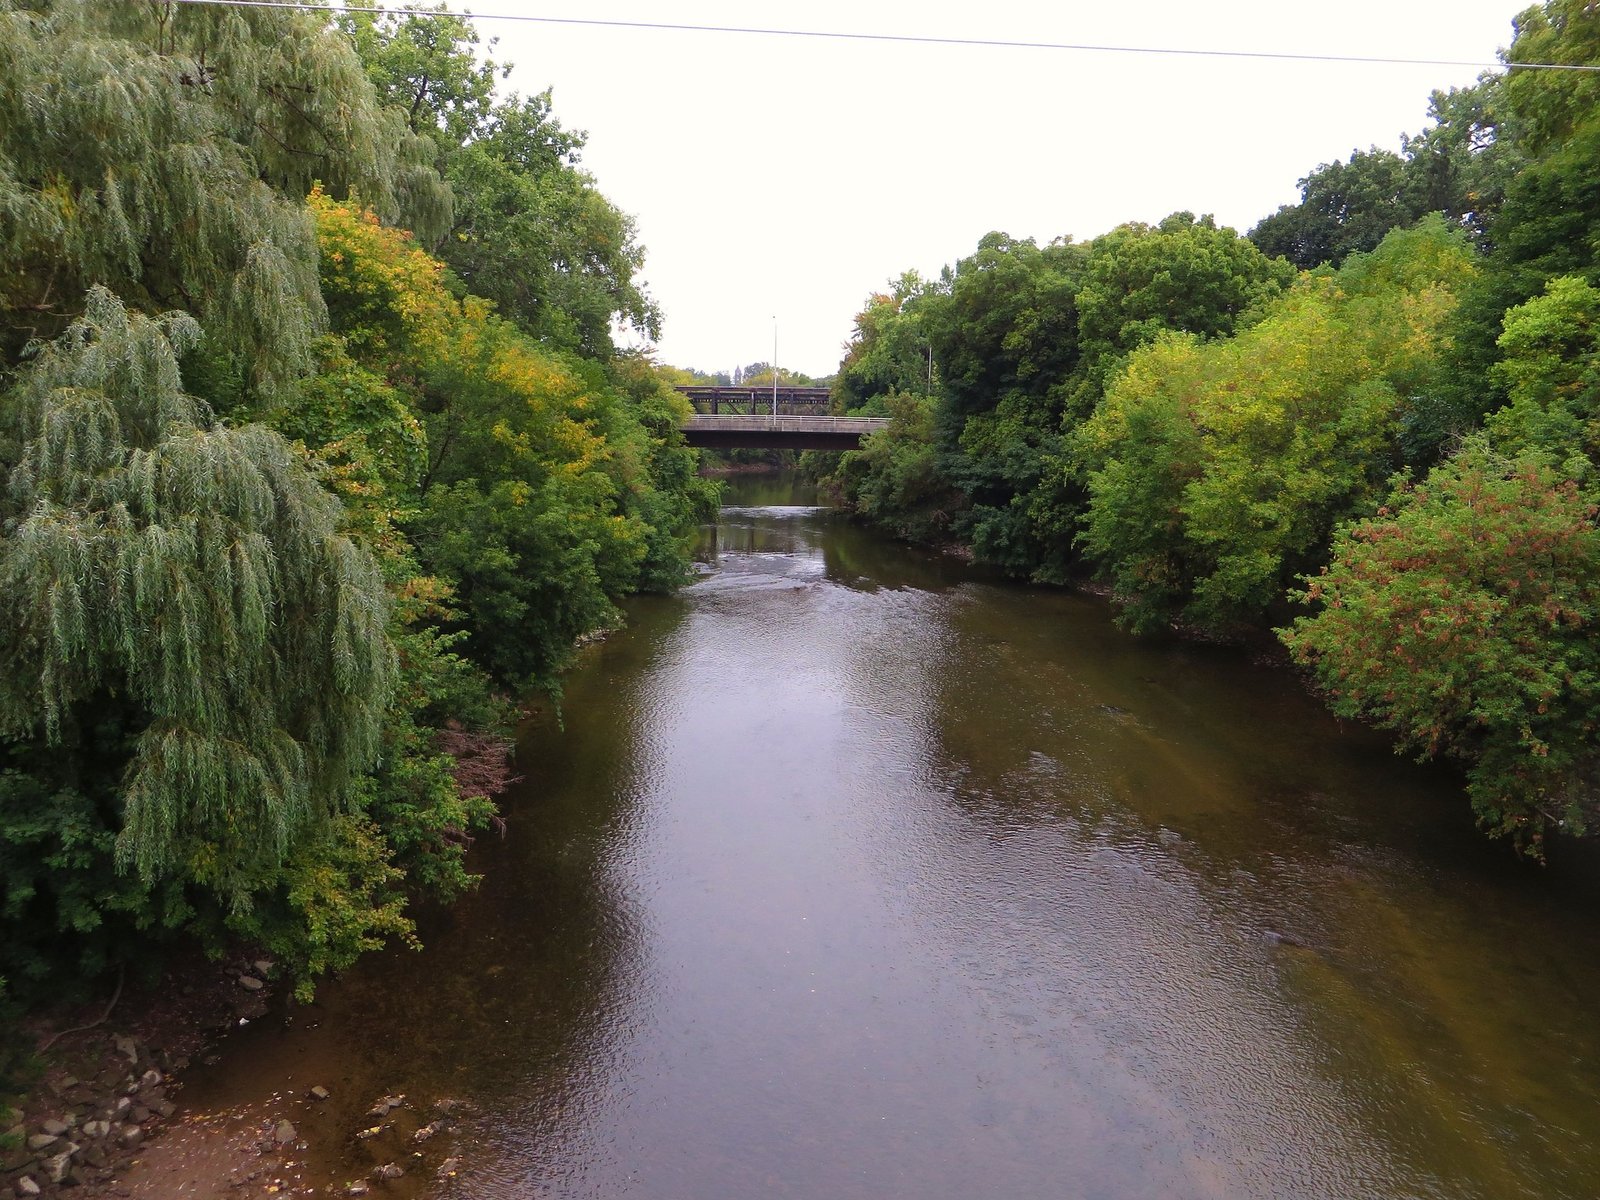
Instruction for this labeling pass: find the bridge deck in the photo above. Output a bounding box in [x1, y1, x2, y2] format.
[682, 414, 888, 451]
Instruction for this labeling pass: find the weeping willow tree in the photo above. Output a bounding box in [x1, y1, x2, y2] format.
[0, 288, 396, 901]
[0, 0, 449, 393]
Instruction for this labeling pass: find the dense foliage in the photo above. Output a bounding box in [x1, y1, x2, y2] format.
[825, 215, 1292, 580]
[340, 7, 658, 357]
[1077, 219, 1475, 632]
[0, 0, 712, 1067]
[0, 0, 447, 392]
[9, 0, 1600, 1111]
[1284, 440, 1600, 854]
[826, 0, 1600, 854]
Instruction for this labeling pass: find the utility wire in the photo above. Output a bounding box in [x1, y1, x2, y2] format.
[161, 0, 1600, 74]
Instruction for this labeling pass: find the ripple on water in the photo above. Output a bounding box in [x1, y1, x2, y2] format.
[130, 476, 1600, 1200]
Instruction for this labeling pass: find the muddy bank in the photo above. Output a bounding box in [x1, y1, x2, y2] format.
[4, 955, 276, 1199]
[7, 954, 475, 1200]
[112, 1082, 472, 1200]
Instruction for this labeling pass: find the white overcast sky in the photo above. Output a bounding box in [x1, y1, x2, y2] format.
[474, 1, 1524, 377]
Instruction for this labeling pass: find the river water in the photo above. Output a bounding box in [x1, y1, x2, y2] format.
[140, 473, 1600, 1199]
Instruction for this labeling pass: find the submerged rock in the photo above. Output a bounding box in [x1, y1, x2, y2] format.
[365, 1094, 404, 1119]
[1264, 928, 1311, 950]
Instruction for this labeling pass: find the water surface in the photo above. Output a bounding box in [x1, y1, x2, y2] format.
[148, 473, 1600, 1199]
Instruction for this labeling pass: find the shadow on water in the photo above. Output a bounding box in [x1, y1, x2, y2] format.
[908, 581, 1600, 1199]
[136, 608, 683, 1197]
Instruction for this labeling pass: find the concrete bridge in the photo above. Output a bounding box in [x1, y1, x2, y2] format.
[681, 413, 888, 450]
[675, 386, 888, 450]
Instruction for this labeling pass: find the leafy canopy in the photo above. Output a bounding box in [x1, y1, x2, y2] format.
[0, 0, 447, 393]
[341, 6, 658, 356]
[0, 288, 395, 898]
[1077, 218, 1476, 632]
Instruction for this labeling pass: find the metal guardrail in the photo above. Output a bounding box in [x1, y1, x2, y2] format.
[675, 385, 834, 416]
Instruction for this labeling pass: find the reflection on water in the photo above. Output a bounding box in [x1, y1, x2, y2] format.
[155, 472, 1600, 1199]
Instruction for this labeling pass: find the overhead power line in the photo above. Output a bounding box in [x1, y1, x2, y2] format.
[162, 0, 1600, 74]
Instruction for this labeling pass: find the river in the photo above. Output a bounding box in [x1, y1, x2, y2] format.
[128, 473, 1600, 1199]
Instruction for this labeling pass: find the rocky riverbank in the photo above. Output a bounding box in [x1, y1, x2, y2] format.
[2, 955, 278, 1199]
[5, 950, 482, 1200]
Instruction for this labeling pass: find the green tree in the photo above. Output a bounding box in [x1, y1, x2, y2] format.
[1073, 334, 1211, 632]
[825, 391, 963, 542]
[1250, 148, 1435, 270]
[914, 234, 1085, 575]
[1249, 71, 1513, 275]
[1079, 218, 1475, 632]
[1028, 214, 1289, 579]
[342, 7, 657, 356]
[340, 5, 502, 150]
[1071, 212, 1294, 412]
[735, 363, 822, 388]
[309, 192, 706, 694]
[450, 98, 657, 355]
[1486, 274, 1600, 472]
[834, 272, 938, 412]
[1425, 0, 1600, 456]
[0, 290, 396, 895]
[923, 234, 1084, 423]
[835, 218, 1288, 578]
[1403, 76, 1518, 250]
[1499, 0, 1600, 159]
[0, 0, 447, 392]
[1283, 438, 1600, 854]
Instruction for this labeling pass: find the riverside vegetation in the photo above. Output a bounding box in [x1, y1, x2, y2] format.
[823, 0, 1600, 864]
[2, 0, 1599, 1148]
[0, 0, 716, 1103]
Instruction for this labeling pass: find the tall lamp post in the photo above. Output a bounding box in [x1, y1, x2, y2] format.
[772, 315, 778, 416]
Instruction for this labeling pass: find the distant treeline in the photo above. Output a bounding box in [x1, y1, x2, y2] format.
[823, 0, 1600, 859]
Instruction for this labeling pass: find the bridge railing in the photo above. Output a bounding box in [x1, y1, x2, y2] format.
[675, 385, 834, 417]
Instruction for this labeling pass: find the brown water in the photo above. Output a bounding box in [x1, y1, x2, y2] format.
[140, 473, 1600, 1199]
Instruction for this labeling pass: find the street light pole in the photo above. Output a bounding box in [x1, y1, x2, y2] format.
[772, 315, 778, 416]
